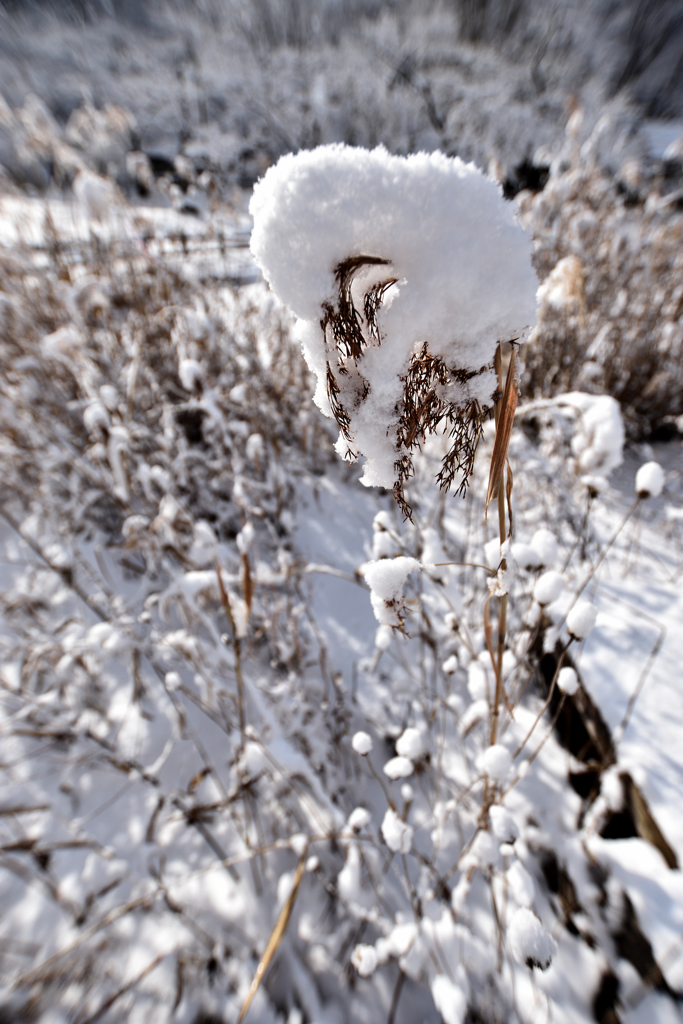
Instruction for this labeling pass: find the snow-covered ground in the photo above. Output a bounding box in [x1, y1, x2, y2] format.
[0, 176, 681, 1023]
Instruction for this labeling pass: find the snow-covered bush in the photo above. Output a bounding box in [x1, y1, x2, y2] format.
[521, 112, 683, 436]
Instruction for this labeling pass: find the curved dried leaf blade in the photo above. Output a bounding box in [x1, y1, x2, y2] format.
[486, 349, 518, 516]
[238, 849, 308, 1022]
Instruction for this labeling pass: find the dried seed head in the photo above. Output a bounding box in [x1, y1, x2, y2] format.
[322, 257, 495, 518]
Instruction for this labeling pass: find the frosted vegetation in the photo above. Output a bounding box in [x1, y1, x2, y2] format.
[0, 2, 682, 1024]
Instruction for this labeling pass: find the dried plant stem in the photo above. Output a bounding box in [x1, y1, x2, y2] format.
[490, 344, 509, 748]
[238, 847, 308, 1023]
[217, 563, 246, 748]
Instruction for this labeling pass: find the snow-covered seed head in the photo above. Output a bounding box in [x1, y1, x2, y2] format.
[250, 145, 537, 519]
[351, 731, 373, 755]
[533, 570, 564, 606]
[362, 556, 419, 627]
[566, 600, 598, 641]
[508, 907, 557, 970]
[351, 944, 378, 977]
[635, 461, 665, 499]
[557, 666, 579, 695]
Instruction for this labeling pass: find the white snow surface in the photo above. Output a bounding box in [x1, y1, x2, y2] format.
[250, 144, 537, 488]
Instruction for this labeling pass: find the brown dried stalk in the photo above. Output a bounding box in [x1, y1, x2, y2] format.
[238, 847, 308, 1022]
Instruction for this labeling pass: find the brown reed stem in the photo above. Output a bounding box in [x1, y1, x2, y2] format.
[490, 344, 508, 748]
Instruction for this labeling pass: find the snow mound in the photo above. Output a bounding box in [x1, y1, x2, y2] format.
[250, 144, 536, 503]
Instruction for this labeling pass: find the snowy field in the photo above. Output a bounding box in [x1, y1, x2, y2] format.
[0, 2, 683, 1023]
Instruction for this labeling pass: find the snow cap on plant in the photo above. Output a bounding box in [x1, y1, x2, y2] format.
[250, 144, 537, 515]
[567, 600, 598, 641]
[635, 461, 665, 499]
[351, 730, 373, 755]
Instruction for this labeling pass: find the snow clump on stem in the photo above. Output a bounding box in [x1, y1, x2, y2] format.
[351, 731, 373, 755]
[508, 907, 557, 970]
[567, 600, 598, 640]
[635, 461, 665, 499]
[250, 144, 537, 515]
[362, 555, 420, 626]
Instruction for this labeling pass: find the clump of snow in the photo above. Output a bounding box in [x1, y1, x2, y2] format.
[533, 570, 564, 606]
[508, 907, 557, 970]
[431, 975, 468, 1024]
[395, 727, 424, 761]
[635, 461, 665, 499]
[250, 144, 536, 495]
[347, 807, 371, 831]
[375, 624, 393, 650]
[338, 845, 362, 904]
[562, 392, 625, 482]
[490, 805, 519, 844]
[383, 756, 414, 780]
[376, 922, 418, 963]
[381, 808, 413, 853]
[567, 600, 598, 640]
[362, 556, 420, 626]
[487, 568, 509, 597]
[529, 529, 558, 568]
[178, 358, 203, 392]
[557, 666, 579, 695]
[351, 731, 373, 755]
[507, 861, 536, 908]
[536, 255, 584, 313]
[484, 537, 503, 569]
[477, 744, 512, 783]
[372, 510, 396, 559]
[83, 401, 110, 434]
[351, 944, 378, 977]
[442, 654, 458, 674]
[462, 829, 499, 870]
